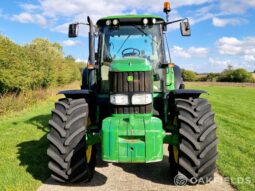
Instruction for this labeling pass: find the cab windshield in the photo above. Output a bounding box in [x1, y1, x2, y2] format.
[100, 24, 163, 66]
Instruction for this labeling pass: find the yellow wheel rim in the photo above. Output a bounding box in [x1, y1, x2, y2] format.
[86, 145, 92, 163]
[173, 116, 179, 163]
[173, 146, 179, 163]
[85, 117, 92, 163]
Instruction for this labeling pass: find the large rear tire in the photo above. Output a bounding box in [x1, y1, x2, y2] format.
[47, 98, 96, 183]
[169, 97, 218, 185]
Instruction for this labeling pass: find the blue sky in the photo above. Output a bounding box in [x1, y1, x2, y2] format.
[0, 0, 255, 73]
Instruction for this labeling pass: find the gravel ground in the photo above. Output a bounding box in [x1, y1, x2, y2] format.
[38, 145, 234, 191]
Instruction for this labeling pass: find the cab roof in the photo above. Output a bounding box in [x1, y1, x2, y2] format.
[96, 14, 165, 25]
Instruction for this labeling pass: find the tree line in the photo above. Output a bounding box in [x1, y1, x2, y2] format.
[0, 35, 85, 94]
[181, 66, 254, 82]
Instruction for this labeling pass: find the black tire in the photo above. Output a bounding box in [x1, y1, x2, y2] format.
[169, 97, 218, 184]
[47, 98, 96, 183]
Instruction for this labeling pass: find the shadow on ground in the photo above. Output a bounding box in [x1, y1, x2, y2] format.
[112, 155, 175, 185]
[16, 114, 51, 183]
[16, 114, 107, 187]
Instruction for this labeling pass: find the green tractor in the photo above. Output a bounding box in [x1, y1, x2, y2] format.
[47, 3, 218, 185]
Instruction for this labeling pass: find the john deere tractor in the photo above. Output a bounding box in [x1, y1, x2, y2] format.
[47, 2, 218, 185]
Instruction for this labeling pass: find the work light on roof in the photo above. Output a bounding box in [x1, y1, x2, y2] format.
[106, 20, 111, 26]
[143, 18, 149, 25]
[113, 19, 119, 25]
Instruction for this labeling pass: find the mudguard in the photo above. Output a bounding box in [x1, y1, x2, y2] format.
[168, 89, 207, 99]
[58, 89, 93, 98]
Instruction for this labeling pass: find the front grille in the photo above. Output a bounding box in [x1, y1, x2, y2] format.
[109, 71, 153, 114]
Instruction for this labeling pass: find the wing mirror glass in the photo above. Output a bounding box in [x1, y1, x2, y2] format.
[68, 24, 79, 38]
[180, 21, 191, 36]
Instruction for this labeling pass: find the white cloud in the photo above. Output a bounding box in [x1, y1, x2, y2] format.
[219, 0, 255, 14]
[219, 0, 247, 14]
[75, 58, 86, 62]
[11, 12, 48, 26]
[35, 14, 48, 26]
[11, 0, 215, 33]
[12, 12, 34, 23]
[172, 0, 213, 8]
[212, 17, 248, 27]
[53, 23, 70, 34]
[217, 36, 255, 56]
[62, 39, 82, 46]
[188, 47, 209, 56]
[172, 46, 191, 58]
[20, 3, 40, 12]
[243, 0, 255, 7]
[216, 36, 255, 69]
[6, 0, 255, 35]
[209, 57, 231, 66]
[172, 46, 208, 58]
[244, 55, 255, 62]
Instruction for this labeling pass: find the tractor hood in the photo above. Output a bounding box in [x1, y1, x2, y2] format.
[109, 58, 152, 72]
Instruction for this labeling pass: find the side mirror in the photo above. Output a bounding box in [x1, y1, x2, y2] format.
[68, 23, 79, 38]
[180, 21, 191, 36]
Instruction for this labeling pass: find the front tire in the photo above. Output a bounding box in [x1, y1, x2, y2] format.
[169, 97, 218, 184]
[47, 98, 96, 183]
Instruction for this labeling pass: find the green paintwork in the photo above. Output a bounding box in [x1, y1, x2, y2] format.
[85, 14, 182, 164]
[153, 92, 163, 98]
[166, 66, 175, 91]
[163, 133, 179, 145]
[110, 58, 152, 72]
[86, 133, 101, 145]
[102, 115, 164, 162]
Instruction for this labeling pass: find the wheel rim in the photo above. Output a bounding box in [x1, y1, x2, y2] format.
[86, 145, 92, 163]
[173, 146, 179, 163]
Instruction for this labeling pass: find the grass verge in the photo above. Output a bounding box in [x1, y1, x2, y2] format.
[0, 82, 80, 118]
[0, 82, 80, 191]
[187, 84, 255, 191]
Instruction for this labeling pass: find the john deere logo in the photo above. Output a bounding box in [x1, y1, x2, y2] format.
[127, 76, 134, 82]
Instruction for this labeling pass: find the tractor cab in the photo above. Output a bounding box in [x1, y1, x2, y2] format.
[96, 15, 166, 93]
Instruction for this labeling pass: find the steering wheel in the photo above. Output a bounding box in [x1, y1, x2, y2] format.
[122, 48, 140, 57]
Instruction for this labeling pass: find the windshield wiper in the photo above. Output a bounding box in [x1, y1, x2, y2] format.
[114, 35, 130, 57]
[132, 25, 159, 45]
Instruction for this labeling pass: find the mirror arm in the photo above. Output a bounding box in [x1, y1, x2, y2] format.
[166, 18, 189, 25]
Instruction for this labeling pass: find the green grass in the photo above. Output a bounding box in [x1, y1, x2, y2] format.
[0, 100, 54, 191]
[188, 85, 255, 191]
[0, 85, 254, 191]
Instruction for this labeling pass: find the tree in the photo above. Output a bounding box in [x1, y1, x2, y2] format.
[218, 68, 252, 82]
[0, 35, 83, 94]
[181, 69, 197, 81]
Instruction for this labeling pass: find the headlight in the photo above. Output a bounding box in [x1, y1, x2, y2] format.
[132, 94, 152, 105]
[110, 94, 129, 105]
